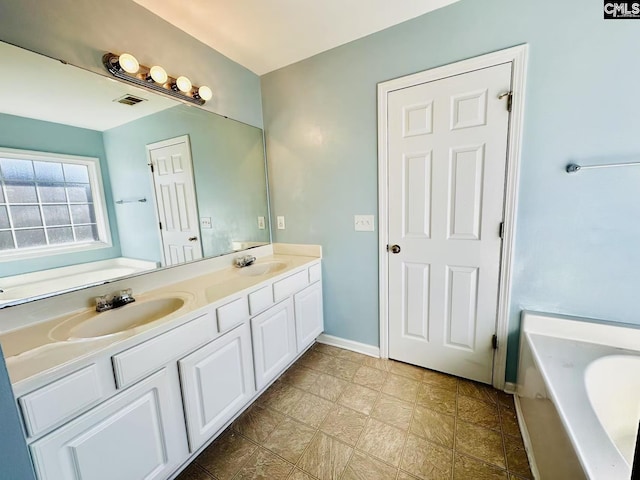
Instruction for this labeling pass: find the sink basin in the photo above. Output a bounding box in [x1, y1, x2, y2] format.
[49, 297, 185, 341]
[237, 261, 287, 277]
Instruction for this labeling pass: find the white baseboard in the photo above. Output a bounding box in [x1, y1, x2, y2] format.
[504, 382, 517, 394]
[316, 334, 380, 358]
[514, 395, 541, 480]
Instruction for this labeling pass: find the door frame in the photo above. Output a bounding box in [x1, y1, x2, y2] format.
[146, 134, 201, 266]
[377, 44, 528, 390]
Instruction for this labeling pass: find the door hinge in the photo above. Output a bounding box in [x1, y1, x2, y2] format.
[159, 221, 162, 230]
[499, 222, 504, 239]
[492, 334, 498, 350]
[499, 91, 513, 112]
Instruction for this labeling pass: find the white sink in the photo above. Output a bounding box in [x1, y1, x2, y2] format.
[237, 261, 287, 277]
[49, 297, 185, 341]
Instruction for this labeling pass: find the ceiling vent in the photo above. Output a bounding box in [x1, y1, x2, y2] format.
[114, 94, 147, 106]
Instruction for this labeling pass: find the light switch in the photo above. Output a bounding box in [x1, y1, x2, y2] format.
[258, 216, 265, 229]
[277, 216, 286, 230]
[354, 215, 375, 232]
[200, 217, 212, 229]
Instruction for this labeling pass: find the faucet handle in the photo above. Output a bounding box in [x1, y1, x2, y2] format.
[95, 294, 113, 312]
[113, 288, 135, 308]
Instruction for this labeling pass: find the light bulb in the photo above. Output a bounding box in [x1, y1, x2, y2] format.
[118, 53, 139, 74]
[149, 65, 168, 84]
[198, 85, 213, 101]
[175, 76, 192, 93]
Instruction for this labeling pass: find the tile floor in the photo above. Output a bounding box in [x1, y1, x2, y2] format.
[176, 343, 533, 480]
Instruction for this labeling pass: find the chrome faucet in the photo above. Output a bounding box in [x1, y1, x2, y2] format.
[234, 255, 256, 268]
[95, 288, 135, 312]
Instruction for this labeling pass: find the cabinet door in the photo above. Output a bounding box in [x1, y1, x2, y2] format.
[30, 369, 187, 480]
[178, 323, 255, 451]
[294, 282, 324, 353]
[251, 298, 296, 391]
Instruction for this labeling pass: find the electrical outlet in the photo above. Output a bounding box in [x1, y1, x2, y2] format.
[354, 215, 375, 232]
[200, 217, 212, 229]
[258, 216, 266, 229]
[277, 216, 286, 230]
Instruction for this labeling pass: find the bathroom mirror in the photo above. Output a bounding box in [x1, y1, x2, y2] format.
[0, 41, 270, 308]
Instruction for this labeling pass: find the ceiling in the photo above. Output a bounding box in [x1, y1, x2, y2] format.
[1, 42, 178, 132]
[132, 0, 460, 75]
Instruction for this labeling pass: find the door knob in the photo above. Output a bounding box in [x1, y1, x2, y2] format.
[388, 244, 401, 254]
[188, 236, 198, 242]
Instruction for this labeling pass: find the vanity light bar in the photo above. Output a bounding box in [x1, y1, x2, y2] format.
[102, 52, 212, 106]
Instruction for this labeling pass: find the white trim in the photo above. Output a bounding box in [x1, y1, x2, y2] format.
[514, 395, 541, 480]
[503, 381, 517, 394]
[377, 45, 529, 390]
[0, 146, 113, 262]
[316, 334, 380, 358]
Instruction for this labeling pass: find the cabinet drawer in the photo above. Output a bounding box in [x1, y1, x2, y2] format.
[273, 270, 308, 301]
[112, 313, 216, 388]
[309, 263, 321, 283]
[248, 286, 273, 315]
[19, 364, 106, 437]
[217, 297, 249, 332]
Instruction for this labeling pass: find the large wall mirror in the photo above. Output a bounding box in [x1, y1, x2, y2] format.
[0, 41, 271, 308]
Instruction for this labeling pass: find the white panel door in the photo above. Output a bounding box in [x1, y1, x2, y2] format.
[179, 322, 255, 452]
[251, 298, 296, 391]
[294, 282, 324, 353]
[387, 63, 512, 384]
[30, 369, 188, 480]
[148, 135, 202, 266]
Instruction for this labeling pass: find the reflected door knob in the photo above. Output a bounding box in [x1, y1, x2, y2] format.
[388, 244, 401, 254]
[188, 236, 198, 242]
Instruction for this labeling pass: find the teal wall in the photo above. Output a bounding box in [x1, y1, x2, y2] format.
[0, 113, 121, 276]
[0, 0, 263, 128]
[261, 0, 640, 382]
[103, 105, 269, 262]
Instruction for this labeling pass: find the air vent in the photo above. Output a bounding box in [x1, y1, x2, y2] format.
[114, 94, 147, 106]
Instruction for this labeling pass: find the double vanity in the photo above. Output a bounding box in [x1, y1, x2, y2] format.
[0, 244, 324, 480]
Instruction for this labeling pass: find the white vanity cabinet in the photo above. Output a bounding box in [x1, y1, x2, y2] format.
[251, 298, 297, 390]
[179, 322, 254, 451]
[29, 369, 187, 480]
[294, 282, 324, 353]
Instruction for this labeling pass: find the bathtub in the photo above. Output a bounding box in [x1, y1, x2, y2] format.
[0, 257, 158, 307]
[517, 311, 640, 480]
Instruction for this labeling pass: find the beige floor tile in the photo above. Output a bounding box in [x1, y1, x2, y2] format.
[353, 365, 388, 390]
[196, 430, 257, 480]
[307, 373, 349, 401]
[320, 405, 368, 446]
[357, 418, 407, 467]
[338, 384, 379, 415]
[236, 448, 294, 480]
[504, 435, 532, 479]
[391, 361, 426, 381]
[500, 408, 521, 438]
[400, 434, 453, 480]
[416, 384, 457, 415]
[298, 432, 353, 480]
[233, 404, 285, 443]
[288, 469, 317, 480]
[496, 391, 515, 410]
[410, 405, 455, 448]
[381, 373, 420, 402]
[453, 453, 508, 479]
[455, 421, 506, 469]
[260, 383, 306, 415]
[174, 463, 214, 480]
[263, 418, 316, 463]
[312, 343, 344, 356]
[457, 395, 501, 431]
[288, 392, 333, 428]
[326, 357, 361, 381]
[371, 394, 414, 430]
[299, 350, 334, 371]
[397, 471, 422, 480]
[280, 364, 321, 391]
[457, 380, 498, 405]
[362, 356, 394, 372]
[422, 369, 458, 392]
[335, 349, 369, 364]
[342, 451, 398, 480]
